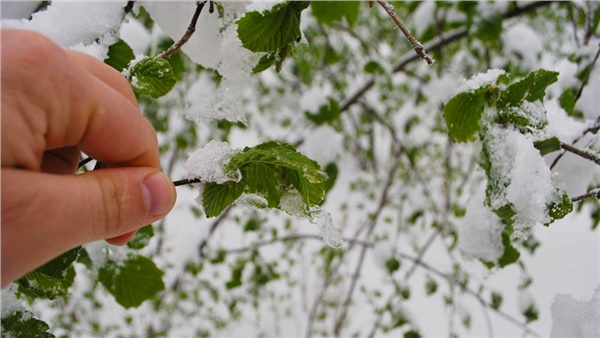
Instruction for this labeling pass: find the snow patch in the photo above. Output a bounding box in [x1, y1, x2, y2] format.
[184, 140, 240, 184]
[550, 287, 600, 338]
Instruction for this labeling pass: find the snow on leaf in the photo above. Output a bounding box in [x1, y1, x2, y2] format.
[129, 56, 176, 98]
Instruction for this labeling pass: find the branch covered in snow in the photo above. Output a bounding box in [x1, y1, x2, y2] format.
[560, 142, 600, 166]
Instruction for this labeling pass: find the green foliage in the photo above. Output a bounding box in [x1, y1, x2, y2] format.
[497, 226, 520, 268]
[202, 141, 327, 218]
[523, 304, 539, 323]
[534, 137, 561, 156]
[443, 89, 487, 142]
[104, 39, 135, 72]
[305, 97, 341, 126]
[17, 247, 80, 300]
[310, 1, 360, 27]
[1, 310, 54, 338]
[129, 57, 176, 98]
[98, 255, 165, 308]
[386, 257, 401, 274]
[497, 69, 558, 108]
[237, 2, 309, 53]
[491, 292, 503, 310]
[127, 224, 155, 250]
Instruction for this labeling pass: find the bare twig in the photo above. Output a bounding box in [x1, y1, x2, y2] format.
[395, 252, 543, 338]
[574, 43, 600, 103]
[333, 147, 403, 336]
[173, 177, 203, 186]
[222, 234, 372, 255]
[571, 189, 600, 202]
[560, 142, 600, 166]
[376, 0, 434, 65]
[340, 1, 554, 114]
[198, 206, 232, 258]
[157, 1, 207, 59]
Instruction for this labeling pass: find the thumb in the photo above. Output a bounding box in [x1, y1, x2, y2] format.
[1, 167, 176, 284]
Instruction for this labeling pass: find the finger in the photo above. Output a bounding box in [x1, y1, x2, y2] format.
[1, 167, 176, 285]
[1, 30, 159, 170]
[41, 146, 80, 174]
[106, 231, 139, 246]
[65, 50, 138, 108]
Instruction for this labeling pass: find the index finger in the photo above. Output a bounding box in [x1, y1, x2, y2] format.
[2, 29, 160, 169]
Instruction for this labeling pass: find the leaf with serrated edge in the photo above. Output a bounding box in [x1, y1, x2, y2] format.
[129, 57, 176, 98]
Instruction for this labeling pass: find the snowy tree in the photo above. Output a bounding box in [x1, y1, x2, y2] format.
[1, 1, 599, 337]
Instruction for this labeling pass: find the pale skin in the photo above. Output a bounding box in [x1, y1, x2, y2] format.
[1, 29, 177, 287]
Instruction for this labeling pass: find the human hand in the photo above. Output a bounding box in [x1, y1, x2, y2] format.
[1, 29, 177, 287]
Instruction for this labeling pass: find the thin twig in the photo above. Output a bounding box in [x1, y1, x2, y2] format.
[376, 0, 434, 65]
[222, 234, 373, 255]
[571, 189, 600, 202]
[157, 1, 207, 59]
[574, 43, 600, 103]
[395, 252, 543, 338]
[560, 142, 600, 166]
[173, 177, 203, 186]
[340, 1, 554, 114]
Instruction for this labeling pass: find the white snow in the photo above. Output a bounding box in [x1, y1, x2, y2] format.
[502, 23, 543, 71]
[1, 1, 125, 60]
[550, 286, 600, 337]
[184, 140, 240, 184]
[458, 187, 505, 262]
[455, 69, 506, 94]
[310, 208, 344, 249]
[1, 284, 26, 318]
[484, 125, 556, 235]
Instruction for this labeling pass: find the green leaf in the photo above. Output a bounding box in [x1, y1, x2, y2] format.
[404, 330, 422, 338]
[1, 310, 54, 338]
[305, 97, 341, 126]
[498, 69, 559, 108]
[17, 267, 75, 300]
[201, 141, 326, 218]
[547, 190, 573, 224]
[491, 292, 503, 310]
[497, 226, 520, 268]
[16, 247, 80, 300]
[310, 1, 360, 27]
[385, 257, 401, 274]
[245, 162, 282, 208]
[499, 101, 548, 129]
[104, 39, 135, 72]
[364, 60, 385, 74]
[129, 56, 176, 98]
[534, 137, 561, 156]
[127, 224, 155, 250]
[203, 179, 247, 218]
[523, 304, 539, 323]
[443, 90, 486, 142]
[323, 162, 339, 194]
[559, 88, 576, 116]
[237, 2, 309, 53]
[98, 255, 165, 308]
[425, 278, 438, 296]
[474, 14, 503, 48]
[253, 52, 278, 73]
[226, 259, 246, 290]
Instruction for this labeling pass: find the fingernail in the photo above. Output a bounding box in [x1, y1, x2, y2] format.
[142, 172, 175, 216]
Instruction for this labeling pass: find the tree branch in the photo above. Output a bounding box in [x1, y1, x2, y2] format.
[340, 1, 555, 113]
[560, 142, 600, 166]
[571, 189, 600, 202]
[574, 42, 600, 103]
[395, 252, 543, 338]
[157, 1, 207, 59]
[173, 177, 203, 186]
[222, 234, 373, 255]
[376, 0, 434, 65]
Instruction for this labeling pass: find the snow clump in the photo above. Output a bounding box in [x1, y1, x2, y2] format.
[184, 140, 240, 184]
